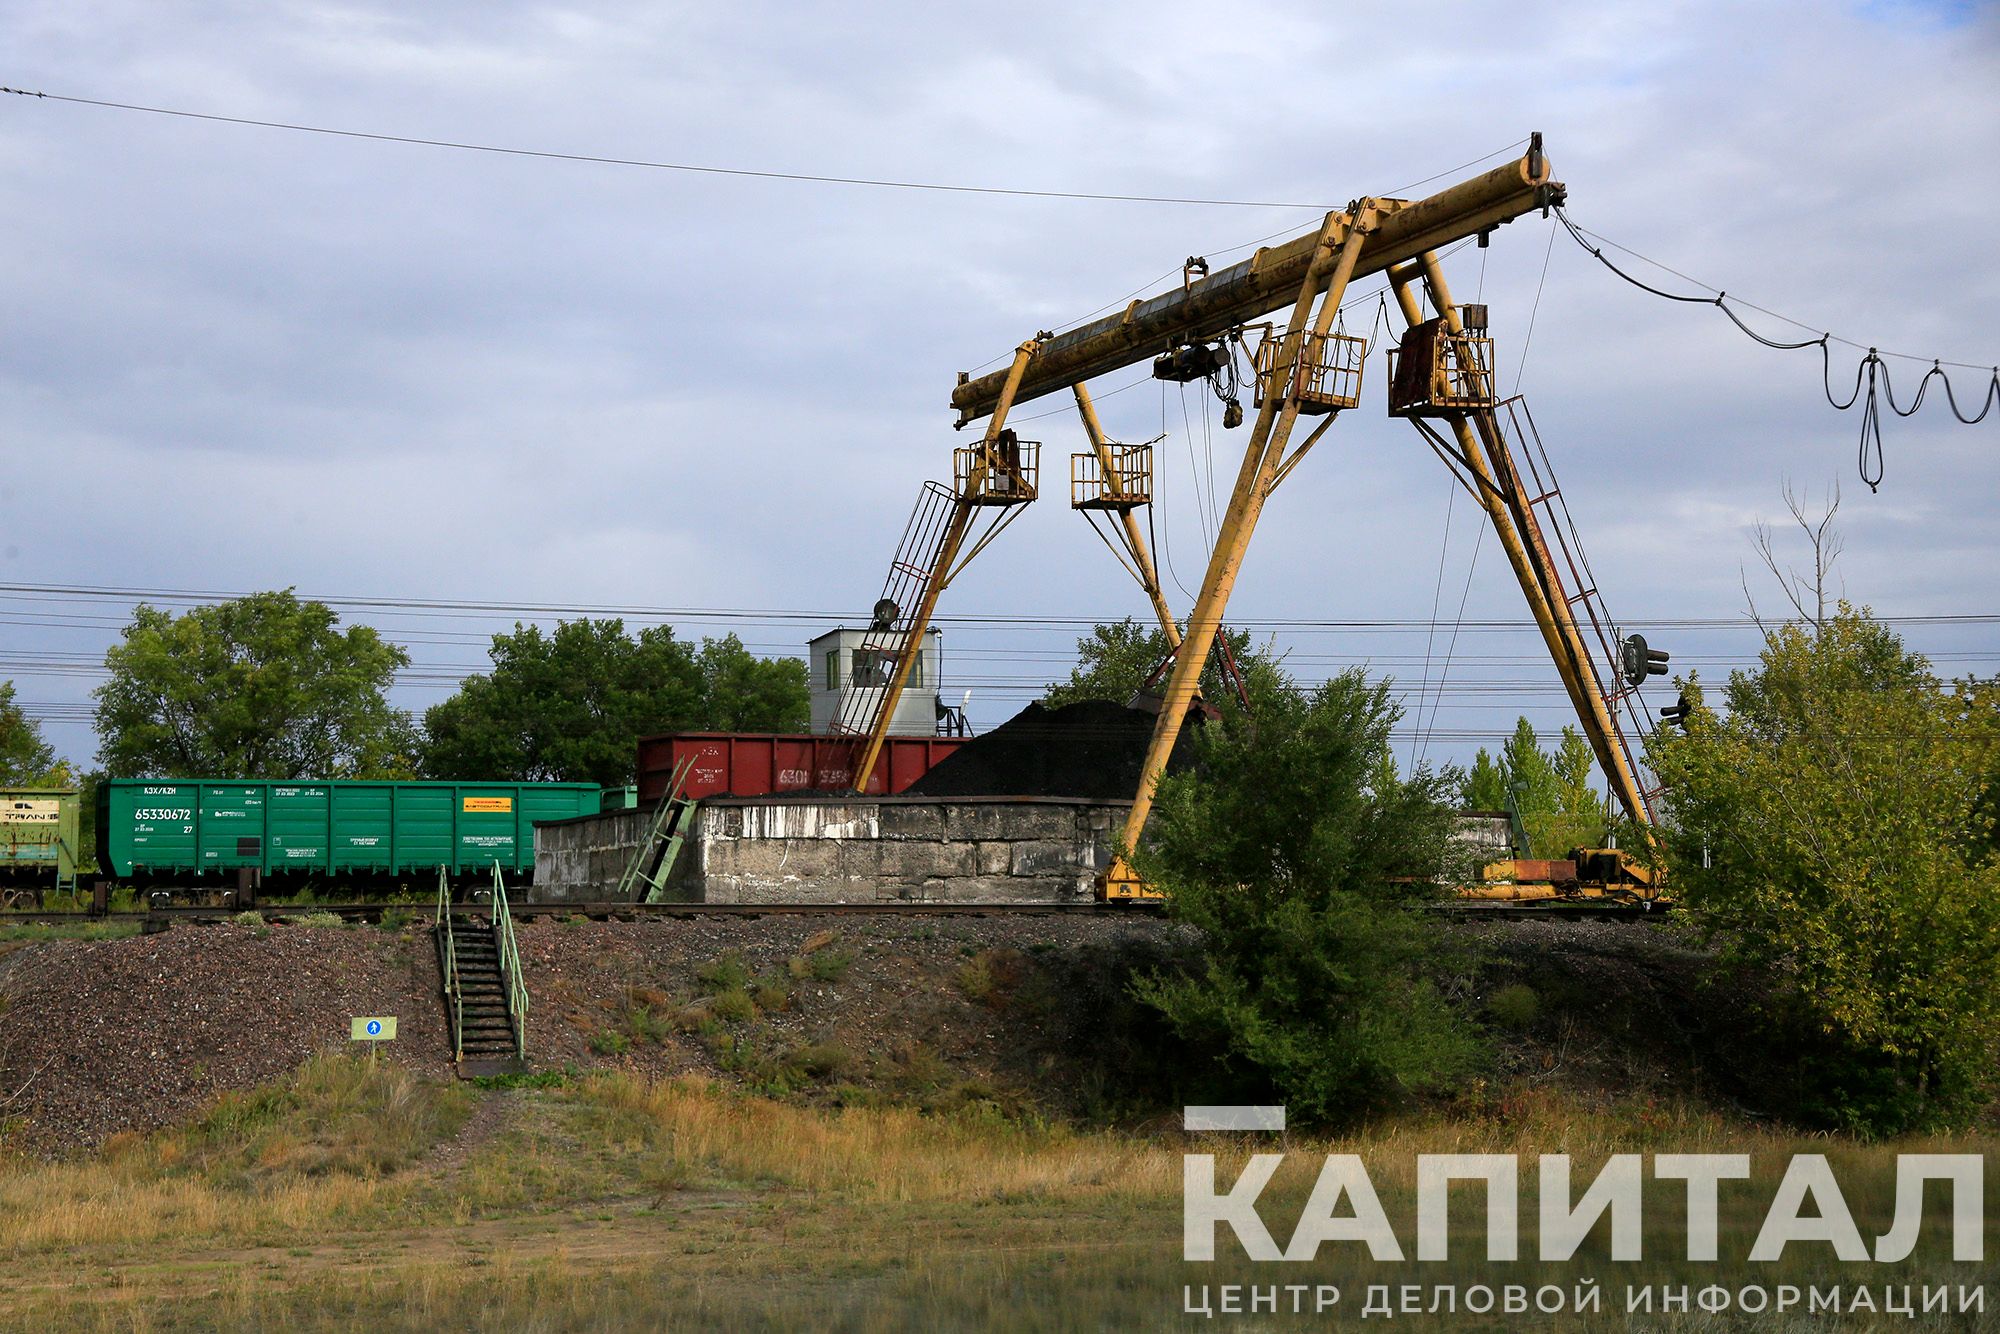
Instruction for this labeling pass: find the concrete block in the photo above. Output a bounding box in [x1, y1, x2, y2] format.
[879, 839, 974, 879]
[877, 804, 946, 841]
[944, 803, 1074, 842]
[713, 838, 842, 880]
[932, 875, 1072, 904]
[974, 841, 1013, 876]
[731, 801, 879, 841]
[1009, 840, 1078, 877]
[839, 840, 887, 880]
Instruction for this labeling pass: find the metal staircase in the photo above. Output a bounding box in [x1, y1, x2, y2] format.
[434, 865, 529, 1077]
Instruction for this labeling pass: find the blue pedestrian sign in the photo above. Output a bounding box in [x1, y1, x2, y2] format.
[350, 1016, 398, 1042]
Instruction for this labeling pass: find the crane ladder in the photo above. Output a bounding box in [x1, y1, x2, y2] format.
[829, 480, 957, 744]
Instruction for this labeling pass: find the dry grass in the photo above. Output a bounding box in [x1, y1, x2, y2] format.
[3, 1061, 1993, 1330]
[0, 1051, 470, 1254]
[584, 1070, 1182, 1204]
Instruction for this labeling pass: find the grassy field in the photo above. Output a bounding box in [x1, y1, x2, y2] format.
[0, 1055, 1991, 1330]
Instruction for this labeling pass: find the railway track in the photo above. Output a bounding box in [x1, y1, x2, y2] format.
[0, 897, 1662, 928]
[0, 899, 1163, 928]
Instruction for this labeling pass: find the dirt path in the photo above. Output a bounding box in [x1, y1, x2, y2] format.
[421, 1086, 517, 1184]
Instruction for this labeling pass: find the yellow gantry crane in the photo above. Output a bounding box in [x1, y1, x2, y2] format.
[839, 135, 1665, 901]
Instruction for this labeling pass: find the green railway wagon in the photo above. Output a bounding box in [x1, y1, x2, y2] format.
[1, 787, 81, 903]
[96, 780, 601, 883]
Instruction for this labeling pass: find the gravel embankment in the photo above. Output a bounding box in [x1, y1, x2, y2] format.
[0, 926, 450, 1151]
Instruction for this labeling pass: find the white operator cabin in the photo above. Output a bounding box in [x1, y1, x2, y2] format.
[808, 627, 949, 737]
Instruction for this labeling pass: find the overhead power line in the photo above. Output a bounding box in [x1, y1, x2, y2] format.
[3, 583, 1998, 631]
[1, 84, 1339, 210]
[1554, 205, 1999, 493]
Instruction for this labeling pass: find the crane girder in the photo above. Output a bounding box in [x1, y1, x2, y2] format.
[951, 154, 1562, 425]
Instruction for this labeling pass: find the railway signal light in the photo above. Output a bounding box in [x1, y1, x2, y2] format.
[1659, 691, 1692, 729]
[1621, 633, 1669, 688]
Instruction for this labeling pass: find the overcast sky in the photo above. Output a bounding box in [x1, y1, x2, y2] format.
[4, 0, 1997, 782]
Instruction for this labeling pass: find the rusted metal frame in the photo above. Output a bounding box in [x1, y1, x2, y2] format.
[1263, 412, 1338, 497]
[853, 341, 1040, 792]
[1410, 251, 1652, 828]
[1489, 400, 1660, 821]
[1074, 383, 1181, 647]
[1464, 404, 1650, 824]
[1104, 206, 1376, 898]
[1501, 398, 1661, 782]
[1386, 264, 1606, 798]
[953, 154, 1557, 423]
[943, 501, 1032, 585]
[1468, 401, 1641, 816]
[1077, 508, 1147, 587]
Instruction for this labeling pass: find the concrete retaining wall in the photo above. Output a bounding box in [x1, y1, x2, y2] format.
[533, 796, 1129, 905]
[533, 808, 652, 902]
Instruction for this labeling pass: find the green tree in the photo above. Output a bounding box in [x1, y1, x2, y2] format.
[1649, 604, 2000, 1134]
[1499, 717, 1560, 814]
[1044, 617, 1287, 712]
[1463, 748, 1507, 810]
[1459, 718, 1608, 856]
[1133, 669, 1481, 1123]
[93, 591, 414, 779]
[421, 620, 808, 786]
[0, 681, 69, 784]
[696, 634, 810, 733]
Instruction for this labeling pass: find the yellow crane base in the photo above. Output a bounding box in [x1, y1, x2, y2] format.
[1097, 858, 1164, 903]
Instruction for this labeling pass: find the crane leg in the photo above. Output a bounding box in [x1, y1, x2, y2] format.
[1073, 383, 1181, 650]
[1101, 205, 1378, 900]
[852, 340, 1038, 793]
[1387, 255, 1652, 828]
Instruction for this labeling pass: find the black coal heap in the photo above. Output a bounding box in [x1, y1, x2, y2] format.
[904, 699, 1202, 800]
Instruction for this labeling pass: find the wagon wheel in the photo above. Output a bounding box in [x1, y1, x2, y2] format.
[0, 887, 26, 911]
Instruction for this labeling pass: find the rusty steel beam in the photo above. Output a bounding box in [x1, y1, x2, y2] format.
[951, 152, 1561, 425]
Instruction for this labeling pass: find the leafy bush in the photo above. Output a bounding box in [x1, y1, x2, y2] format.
[709, 988, 755, 1023]
[1650, 605, 2000, 1135]
[1134, 669, 1483, 1124]
[694, 952, 750, 994]
[803, 949, 852, 983]
[1485, 984, 1540, 1030]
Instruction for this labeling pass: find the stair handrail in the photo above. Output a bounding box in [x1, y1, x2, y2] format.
[434, 865, 462, 1061]
[489, 862, 529, 1061]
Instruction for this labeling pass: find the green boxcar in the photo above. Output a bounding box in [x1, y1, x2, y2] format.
[96, 780, 600, 881]
[1, 787, 81, 890]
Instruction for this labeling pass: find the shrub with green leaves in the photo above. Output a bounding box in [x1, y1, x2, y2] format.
[1134, 669, 1482, 1124]
[1650, 604, 2000, 1135]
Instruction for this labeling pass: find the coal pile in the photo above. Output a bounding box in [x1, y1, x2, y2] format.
[904, 699, 1202, 800]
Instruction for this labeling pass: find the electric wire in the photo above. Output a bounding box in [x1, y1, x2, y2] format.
[1512, 214, 1559, 395]
[1411, 478, 1456, 768]
[0, 85, 1332, 210]
[1419, 518, 1487, 769]
[1553, 205, 2000, 492]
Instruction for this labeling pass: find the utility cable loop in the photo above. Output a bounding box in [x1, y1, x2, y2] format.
[1554, 205, 1994, 492]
